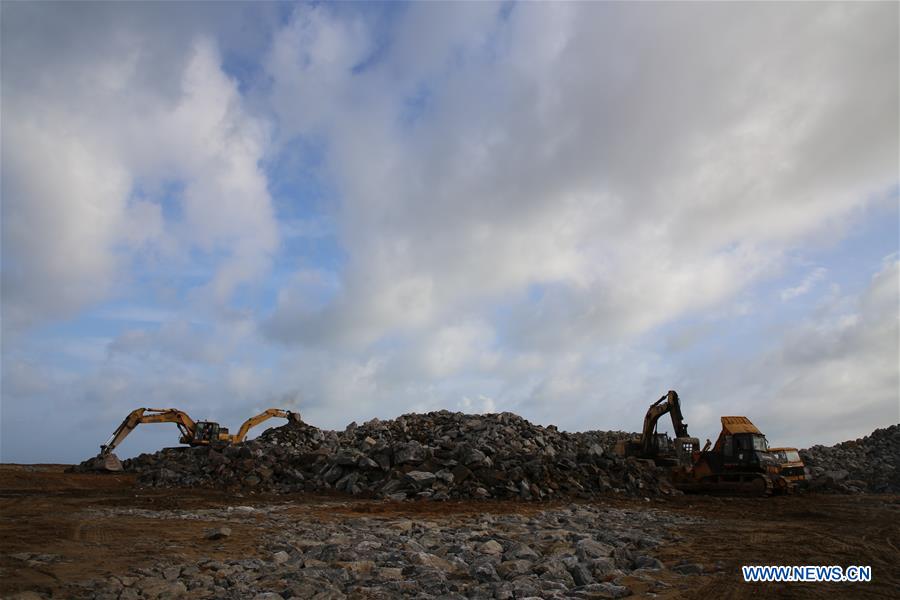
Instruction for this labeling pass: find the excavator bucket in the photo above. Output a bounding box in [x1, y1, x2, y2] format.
[91, 453, 124, 472]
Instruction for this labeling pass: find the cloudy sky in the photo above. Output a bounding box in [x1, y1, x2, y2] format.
[2, 2, 898, 463]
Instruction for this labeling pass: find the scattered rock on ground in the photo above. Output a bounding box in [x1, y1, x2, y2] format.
[58, 502, 701, 599]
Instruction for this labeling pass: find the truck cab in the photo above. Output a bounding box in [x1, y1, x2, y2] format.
[769, 447, 808, 486]
[707, 417, 783, 479]
[721, 431, 780, 470]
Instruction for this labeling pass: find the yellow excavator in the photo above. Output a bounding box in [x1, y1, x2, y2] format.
[614, 390, 700, 466]
[94, 407, 301, 471]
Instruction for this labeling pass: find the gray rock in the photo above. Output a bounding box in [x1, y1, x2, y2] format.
[509, 578, 541, 597]
[410, 552, 463, 574]
[478, 540, 504, 555]
[497, 559, 534, 579]
[338, 560, 375, 577]
[590, 557, 616, 577]
[568, 562, 594, 586]
[395, 441, 426, 464]
[472, 561, 500, 582]
[459, 446, 488, 467]
[206, 526, 232, 540]
[136, 578, 187, 600]
[357, 456, 380, 469]
[576, 582, 631, 598]
[576, 539, 614, 560]
[634, 555, 663, 570]
[673, 562, 704, 575]
[404, 471, 436, 488]
[537, 560, 576, 586]
[503, 542, 540, 560]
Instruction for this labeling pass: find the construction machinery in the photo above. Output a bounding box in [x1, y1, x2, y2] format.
[769, 447, 808, 487]
[614, 390, 700, 466]
[672, 416, 790, 496]
[93, 408, 301, 471]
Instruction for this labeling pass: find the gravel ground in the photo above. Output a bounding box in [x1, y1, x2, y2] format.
[60, 502, 704, 599]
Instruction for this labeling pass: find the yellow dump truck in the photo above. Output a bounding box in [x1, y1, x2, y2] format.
[672, 416, 791, 496]
[769, 447, 808, 487]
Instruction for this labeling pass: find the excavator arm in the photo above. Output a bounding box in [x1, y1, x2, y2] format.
[100, 408, 197, 456]
[640, 390, 690, 457]
[666, 391, 689, 438]
[232, 409, 301, 442]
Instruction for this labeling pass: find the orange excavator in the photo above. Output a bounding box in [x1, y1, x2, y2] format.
[94, 408, 301, 471]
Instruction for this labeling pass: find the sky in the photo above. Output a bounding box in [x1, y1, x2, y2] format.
[1, 1, 898, 463]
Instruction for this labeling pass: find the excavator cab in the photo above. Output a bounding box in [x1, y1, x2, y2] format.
[649, 433, 671, 455]
[194, 421, 228, 443]
[181, 421, 230, 446]
[673, 436, 700, 465]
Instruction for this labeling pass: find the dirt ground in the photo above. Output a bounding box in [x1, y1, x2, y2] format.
[1, 465, 897, 598]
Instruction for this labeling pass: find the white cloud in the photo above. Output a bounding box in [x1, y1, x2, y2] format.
[2, 118, 143, 329]
[421, 321, 494, 378]
[780, 267, 828, 301]
[458, 395, 497, 415]
[696, 256, 899, 447]
[263, 2, 898, 354]
[255, 1, 897, 445]
[108, 320, 228, 365]
[2, 10, 277, 331]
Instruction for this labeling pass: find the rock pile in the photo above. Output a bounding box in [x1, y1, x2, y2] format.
[800, 424, 900, 493]
[62, 502, 707, 599]
[78, 411, 677, 499]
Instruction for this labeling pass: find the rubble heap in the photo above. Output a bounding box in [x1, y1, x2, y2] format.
[800, 424, 900, 493]
[85, 411, 677, 499]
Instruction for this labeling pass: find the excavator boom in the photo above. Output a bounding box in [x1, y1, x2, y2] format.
[232, 409, 302, 442]
[101, 408, 196, 456]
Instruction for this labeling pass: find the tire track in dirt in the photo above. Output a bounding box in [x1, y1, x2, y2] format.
[653, 495, 900, 599]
